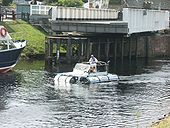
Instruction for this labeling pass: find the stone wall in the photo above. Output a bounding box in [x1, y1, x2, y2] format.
[135, 34, 170, 58]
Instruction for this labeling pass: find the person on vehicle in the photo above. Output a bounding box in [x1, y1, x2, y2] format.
[88, 66, 96, 73]
[89, 55, 98, 64]
[88, 55, 98, 73]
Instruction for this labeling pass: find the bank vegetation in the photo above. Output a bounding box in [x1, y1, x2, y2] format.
[151, 115, 170, 128]
[0, 20, 46, 58]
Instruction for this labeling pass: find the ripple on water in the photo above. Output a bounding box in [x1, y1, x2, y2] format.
[1, 59, 170, 127]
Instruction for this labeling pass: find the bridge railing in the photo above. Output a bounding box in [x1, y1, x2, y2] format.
[30, 5, 52, 15]
[29, 5, 119, 20]
[51, 6, 119, 20]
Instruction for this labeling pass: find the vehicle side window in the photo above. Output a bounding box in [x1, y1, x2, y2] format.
[97, 65, 106, 72]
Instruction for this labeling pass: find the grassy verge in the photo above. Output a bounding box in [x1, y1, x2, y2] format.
[0, 20, 46, 58]
[151, 115, 170, 128]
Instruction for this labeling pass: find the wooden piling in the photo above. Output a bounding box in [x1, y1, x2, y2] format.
[97, 39, 101, 60]
[105, 39, 110, 61]
[55, 38, 60, 64]
[121, 37, 124, 64]
[129, 36, 132, 61]
[135, 35, 138, 59]
[86, 38, 91, 60]
[145, 36, 149, 58]
[45, 37, 53, 71]
[114, 38, 117, 67]
[66, 36, 72, 64]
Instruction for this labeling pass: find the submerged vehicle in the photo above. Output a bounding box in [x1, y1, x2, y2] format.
[54, 61, 119, 85]
[0, 26, 26, 73]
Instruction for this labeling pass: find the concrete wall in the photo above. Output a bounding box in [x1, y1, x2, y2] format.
[148, 34, 170, 57]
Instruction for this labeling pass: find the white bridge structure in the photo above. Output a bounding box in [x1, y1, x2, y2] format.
[26, 4, 170, 34]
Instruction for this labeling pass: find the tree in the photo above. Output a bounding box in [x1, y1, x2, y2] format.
[44, 0, 58, 4]
[2, 0, 13, 6]
[58, 0, 83, 7]
[109, 0, 121, 5]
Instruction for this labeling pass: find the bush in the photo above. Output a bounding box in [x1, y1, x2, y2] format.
[2, 0, 13, 6]
[58, 0, 83, 7]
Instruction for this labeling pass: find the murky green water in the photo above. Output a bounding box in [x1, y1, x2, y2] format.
[0, 59, 170, 128]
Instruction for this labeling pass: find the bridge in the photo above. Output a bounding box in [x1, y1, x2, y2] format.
[16, 4, 170, 69]
[17, 4, 169, 34]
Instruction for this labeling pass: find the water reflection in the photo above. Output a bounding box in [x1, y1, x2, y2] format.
[0, 72, 22, 110]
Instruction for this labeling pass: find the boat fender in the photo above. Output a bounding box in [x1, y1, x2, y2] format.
[80, 77, 90, 84]
[70, 76, 78, 84]
[0, 28, 7, 37]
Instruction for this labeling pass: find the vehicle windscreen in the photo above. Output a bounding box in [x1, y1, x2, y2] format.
[74, 64, 89, 71]
[0, 40, 15, 50]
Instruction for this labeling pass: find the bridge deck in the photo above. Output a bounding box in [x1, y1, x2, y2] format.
[51, 20, 128, 34]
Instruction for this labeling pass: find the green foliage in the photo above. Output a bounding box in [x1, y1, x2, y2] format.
[58, 0, 83, 7]
[1, 20, 46, 57]
[44, 0, 58, 4]
[109, 0, 121, 5]
[2, 0, 13, 6]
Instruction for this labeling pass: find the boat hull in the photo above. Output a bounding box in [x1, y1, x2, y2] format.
[0, 47, 25, 73]
[54, 73, 119, 85]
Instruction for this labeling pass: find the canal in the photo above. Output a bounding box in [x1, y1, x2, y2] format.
[0, 58, 170, 128]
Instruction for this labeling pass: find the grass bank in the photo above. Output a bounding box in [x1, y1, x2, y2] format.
[0, 20, 46, 58]
[151, 115, 170, 128]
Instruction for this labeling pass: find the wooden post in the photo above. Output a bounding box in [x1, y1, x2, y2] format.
[81, 39, 84, 56]
[79, 39, 84, 62]
[105, 38, 110, 61]
[86, 38, 90, 60]
[45, 37, 53, 71]
[114, 38, 117, 70]
[121, 37, 124, 64]
[129, 36, 132, 61]
[56, 38, 60, 64]
[145, 36, 149, 58]
[21, 12, 23, 19]
[27, 13, 30, 22]
[135, 35, 138, 60]
[97, 39, 101, 60]
[67, 36, 72, 64]
[90, 42, 93, 56]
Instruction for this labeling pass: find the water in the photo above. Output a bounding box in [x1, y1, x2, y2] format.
[0, 59, 170, 128]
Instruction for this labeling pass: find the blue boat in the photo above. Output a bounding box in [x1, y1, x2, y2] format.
[0, 26, 26, 73]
